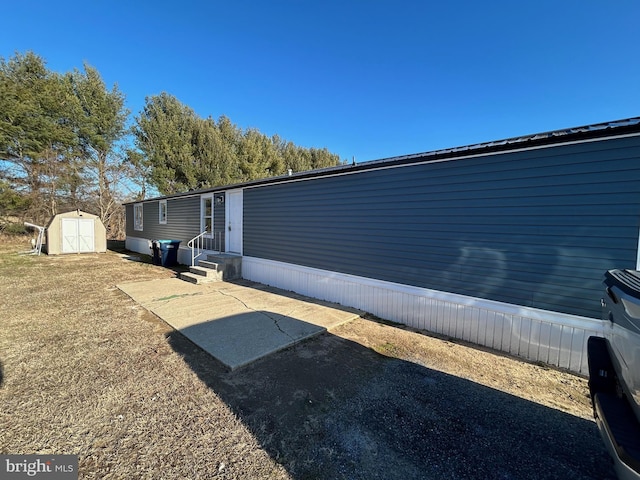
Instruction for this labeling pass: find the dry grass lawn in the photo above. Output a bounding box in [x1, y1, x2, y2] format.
[0, 234, 601, 479]
[0, 236, 288, 479]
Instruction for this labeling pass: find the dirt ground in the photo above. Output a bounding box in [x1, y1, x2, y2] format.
[0, 236, 615, 479]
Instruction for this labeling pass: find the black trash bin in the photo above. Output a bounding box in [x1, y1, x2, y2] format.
[157, 239, 181, 267]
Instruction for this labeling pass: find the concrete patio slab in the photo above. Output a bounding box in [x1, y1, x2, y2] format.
[117, 278, 362, 369]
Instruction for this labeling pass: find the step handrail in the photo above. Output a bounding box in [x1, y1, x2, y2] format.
[188, 231, 208, 267]
[187, 230, 223, 266]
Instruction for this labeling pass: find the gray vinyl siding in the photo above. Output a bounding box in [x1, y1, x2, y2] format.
[244, 135, 640, 319]
[213, 198, 226, 248]
[125, 203, 134, 233]
[125, 195, 226, 246]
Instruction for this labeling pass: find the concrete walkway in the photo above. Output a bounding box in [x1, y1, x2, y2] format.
[117, 278, 362, 370]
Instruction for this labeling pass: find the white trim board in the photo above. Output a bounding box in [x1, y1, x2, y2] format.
[242, 256, 605, 375]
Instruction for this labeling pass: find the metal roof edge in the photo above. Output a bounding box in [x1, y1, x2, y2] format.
[123, 116, 640, 205]
[353, 116, 640, 169]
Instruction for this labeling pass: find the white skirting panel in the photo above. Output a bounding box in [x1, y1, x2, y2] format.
[125, 236, 150, 255]
[125, 236, 192, 265]
[242, 256, 606, 375]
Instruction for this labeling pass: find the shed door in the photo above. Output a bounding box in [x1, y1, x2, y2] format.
[61, 218, 79, 253]
[78, 219, 95, 252]
[61, 218, 95, 253]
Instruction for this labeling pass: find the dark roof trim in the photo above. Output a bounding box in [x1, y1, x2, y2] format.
[124, 116, 640, 205]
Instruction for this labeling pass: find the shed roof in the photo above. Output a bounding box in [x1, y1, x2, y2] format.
[45, 209, 100, 227]
[125, 116, 640, 205]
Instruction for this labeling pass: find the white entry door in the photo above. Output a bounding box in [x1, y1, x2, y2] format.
[61, 218, 94, 253]
[226, 189, 243, 254]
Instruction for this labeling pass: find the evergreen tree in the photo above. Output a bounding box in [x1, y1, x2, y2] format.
[132, 93, 345, 195]
[70, 63, 129, 235]
[0, 50, 346, 232]
[132, 92, 200, 194]
[0, 51, 82, 223]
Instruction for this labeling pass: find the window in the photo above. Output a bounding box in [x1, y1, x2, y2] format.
[201, 196, 213, 235]
[134, 203, 143, 231]
[159, 200, 167, 224]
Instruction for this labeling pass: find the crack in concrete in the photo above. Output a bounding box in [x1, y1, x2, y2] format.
[216, 289, 296, 340]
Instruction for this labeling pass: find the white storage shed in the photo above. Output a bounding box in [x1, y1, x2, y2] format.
[45, 210, 107, 255]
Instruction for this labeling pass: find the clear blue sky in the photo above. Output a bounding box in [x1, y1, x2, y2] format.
[2, 1, 639, 162]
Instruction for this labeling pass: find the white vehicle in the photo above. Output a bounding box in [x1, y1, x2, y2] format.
[589, 269, 640, 480]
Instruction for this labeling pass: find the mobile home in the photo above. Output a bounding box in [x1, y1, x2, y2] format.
[125, 117, 640, 374]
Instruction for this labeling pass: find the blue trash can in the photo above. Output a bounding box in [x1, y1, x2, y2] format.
[153, 240, 181, 267]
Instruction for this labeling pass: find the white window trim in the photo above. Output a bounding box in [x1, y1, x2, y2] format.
[134, 203, 143, 231]
[200, 194, 214, 237]
[159, 199, 167, 225]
